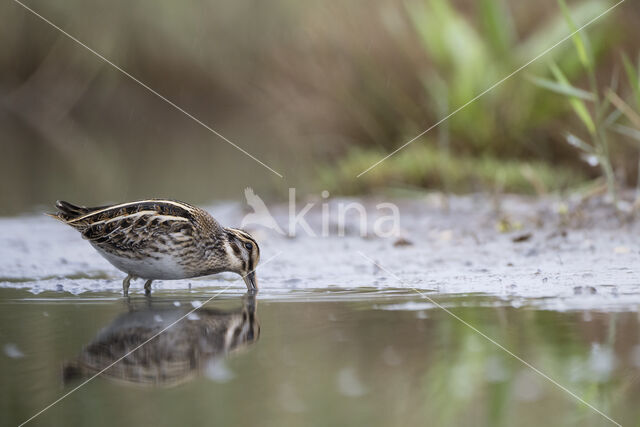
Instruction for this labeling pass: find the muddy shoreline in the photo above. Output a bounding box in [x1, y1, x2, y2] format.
[1, 193, 639, 311]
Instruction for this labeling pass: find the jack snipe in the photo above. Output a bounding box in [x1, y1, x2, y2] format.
[48, 199, 260, 295]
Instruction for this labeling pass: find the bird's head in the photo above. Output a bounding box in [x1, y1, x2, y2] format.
[224, 228, 260, 291]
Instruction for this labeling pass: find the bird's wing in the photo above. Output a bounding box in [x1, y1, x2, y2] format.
[60, 200, 221, 250]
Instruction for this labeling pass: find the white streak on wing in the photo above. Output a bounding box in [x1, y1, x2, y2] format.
[98, 211, 156, 226]
[91, 212, 191, 227]
[68, 200, 195, 223]
[169, 232, 192, 243]
[147, 215, 191, 223]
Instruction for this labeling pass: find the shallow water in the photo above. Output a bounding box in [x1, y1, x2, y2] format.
[1, 288, 638, 427]
[2, 198, 640, 425]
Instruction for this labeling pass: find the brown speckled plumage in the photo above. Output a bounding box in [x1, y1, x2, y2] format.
[49, 199, 260, 295]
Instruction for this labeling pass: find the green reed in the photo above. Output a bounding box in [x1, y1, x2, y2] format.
[530, 0, 640, 205]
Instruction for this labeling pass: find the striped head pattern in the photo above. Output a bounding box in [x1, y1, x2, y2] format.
[224, 228, 260, 290]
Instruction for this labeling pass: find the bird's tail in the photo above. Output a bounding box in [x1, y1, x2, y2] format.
[46, 200, 91, 222]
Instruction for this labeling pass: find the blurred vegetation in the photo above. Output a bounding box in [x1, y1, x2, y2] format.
[530, 0, 640, 204]
[1, 0, 640, 213]
[314, 0, 639, 195]
[319, 145, 585, 195]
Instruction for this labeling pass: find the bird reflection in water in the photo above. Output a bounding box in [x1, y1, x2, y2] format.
[63, 293, 259, 386]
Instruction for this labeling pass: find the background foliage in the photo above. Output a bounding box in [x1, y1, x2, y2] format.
[1, 0, 639, 213]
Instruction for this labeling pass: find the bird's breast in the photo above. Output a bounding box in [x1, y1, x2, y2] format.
[92, 244, 194, 279]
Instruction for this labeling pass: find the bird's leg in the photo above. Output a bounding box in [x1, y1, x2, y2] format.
[144, 279, 153, 295]
[122, 275, 133, 296]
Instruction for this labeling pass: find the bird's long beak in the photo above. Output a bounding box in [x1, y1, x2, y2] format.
[243, 271, 258, 292]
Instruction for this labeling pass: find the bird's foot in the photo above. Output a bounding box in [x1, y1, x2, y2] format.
[122, 275, 133, 296]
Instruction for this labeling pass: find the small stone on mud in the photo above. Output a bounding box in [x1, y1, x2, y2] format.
[573, 286, 597, 295]
[512, 233, 532, 243]
[393, 237, 413, 247]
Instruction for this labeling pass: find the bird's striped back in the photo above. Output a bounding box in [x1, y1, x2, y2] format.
[52, 199, 197, 226]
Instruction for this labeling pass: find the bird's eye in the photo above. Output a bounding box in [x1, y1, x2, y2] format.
[244, 242, 253, 250]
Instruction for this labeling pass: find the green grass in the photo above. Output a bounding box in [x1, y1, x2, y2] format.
[313, 0, 614, 198]
[530, 0, 617, 202]
[529, 0, 640, 203]
[318, 144, 586, 195]
[403, 0, 612, 157]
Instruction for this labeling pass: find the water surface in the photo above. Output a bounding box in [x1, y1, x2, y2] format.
[2, 200, 640, 426]
[1, 287, 637, 427]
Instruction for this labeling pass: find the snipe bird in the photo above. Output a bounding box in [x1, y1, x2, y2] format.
[48, 200, 260, 295]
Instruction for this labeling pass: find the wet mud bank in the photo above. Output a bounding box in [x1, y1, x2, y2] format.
[1, 193, 639, 311]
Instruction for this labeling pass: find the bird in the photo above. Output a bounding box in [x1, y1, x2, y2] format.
[48, 199, 260, 295]
[63, 293, 260, 386]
